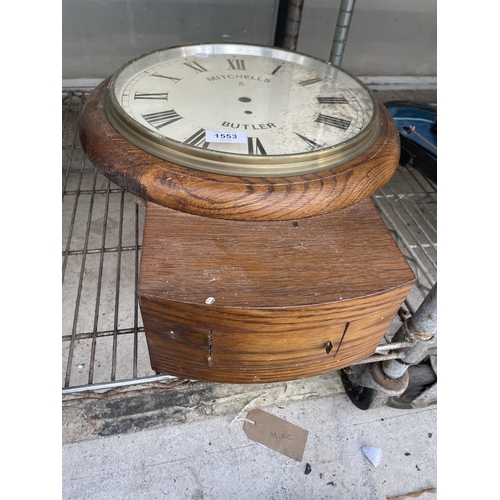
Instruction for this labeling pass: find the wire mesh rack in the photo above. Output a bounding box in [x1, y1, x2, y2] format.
[62, 89, 437, 398]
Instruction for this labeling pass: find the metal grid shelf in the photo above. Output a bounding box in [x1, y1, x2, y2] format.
[372, 163, 437, 312]
[63, 90, 150, 394]
[62, 90, 437, 397]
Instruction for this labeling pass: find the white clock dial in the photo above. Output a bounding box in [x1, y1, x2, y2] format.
[106, 43, 379, 176]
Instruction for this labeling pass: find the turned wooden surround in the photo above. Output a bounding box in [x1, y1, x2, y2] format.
[80, 79, 402, 221]
[79, 78, 415, 383]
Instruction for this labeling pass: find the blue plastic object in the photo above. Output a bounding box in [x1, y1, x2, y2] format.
[384, 101, 437, 183]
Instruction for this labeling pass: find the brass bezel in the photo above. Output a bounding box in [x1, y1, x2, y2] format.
[105, 43, 380, 177]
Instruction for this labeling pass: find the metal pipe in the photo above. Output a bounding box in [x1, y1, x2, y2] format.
[406, 283, 437, 340]
[282, 0, 305, 51]
[382, 283, 437, 378]
[329, 0, 356, 67]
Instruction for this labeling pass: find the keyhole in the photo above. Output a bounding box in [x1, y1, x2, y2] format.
[325, 341, 334, 355]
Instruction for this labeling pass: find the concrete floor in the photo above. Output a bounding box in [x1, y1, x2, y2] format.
[63, 389, 436, 500]
[62, 87, 437, 499]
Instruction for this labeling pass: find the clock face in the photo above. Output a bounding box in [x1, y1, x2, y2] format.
[106, 43, 379, 176]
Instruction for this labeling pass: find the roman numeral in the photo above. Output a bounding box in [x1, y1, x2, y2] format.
[295, 133, 322, 150]
[151, 73, 181, 83]
[142, 109, 182, 129]
[134, 92, 169, 100]
[317, 96, 349, 104]
[299, 77, 323, 86]
[184, 61, 208, 73]
[227, 59, 246, 70]
[271, 65, 283, 75]
[183, 128, 210, 148]
[247, 137, 267, 155]
[315, 113, 351, 131]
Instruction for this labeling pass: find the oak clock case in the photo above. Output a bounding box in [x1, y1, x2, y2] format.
[79, 43, 415, 383]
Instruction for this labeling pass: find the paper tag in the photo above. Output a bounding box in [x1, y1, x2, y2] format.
[205, 130, 247, 144]
[243, 409, 309, 461]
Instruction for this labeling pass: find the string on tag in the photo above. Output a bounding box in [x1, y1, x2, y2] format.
[230, 393, 268, 425]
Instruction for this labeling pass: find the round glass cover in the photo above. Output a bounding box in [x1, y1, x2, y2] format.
[106, 43, 380, 176]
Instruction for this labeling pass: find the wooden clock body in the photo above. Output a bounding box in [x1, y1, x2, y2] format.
[79, 79, 415, 383]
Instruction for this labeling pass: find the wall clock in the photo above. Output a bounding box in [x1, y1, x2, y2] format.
[79, 43, 415, 383]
